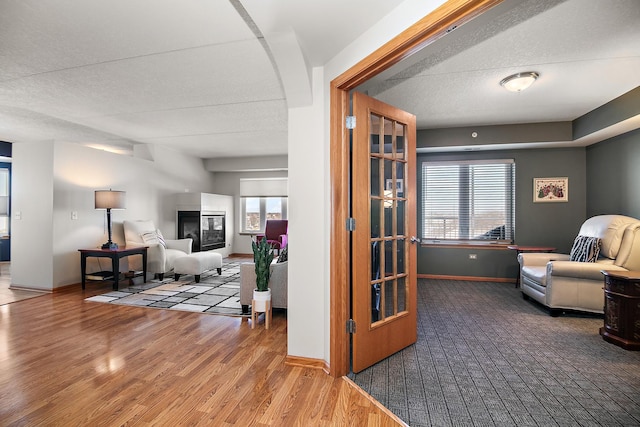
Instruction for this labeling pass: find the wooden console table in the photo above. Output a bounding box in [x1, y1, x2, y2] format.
[600, 270, 640, 351]
[79, 246, 148, 291]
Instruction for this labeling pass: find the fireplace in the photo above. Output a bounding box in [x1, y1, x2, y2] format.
[177, 211, 225, 252]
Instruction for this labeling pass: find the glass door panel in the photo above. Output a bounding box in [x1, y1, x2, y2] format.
[369, 110, 408, 325]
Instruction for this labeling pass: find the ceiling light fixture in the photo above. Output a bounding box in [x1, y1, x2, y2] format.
[500, 72, 539, 92]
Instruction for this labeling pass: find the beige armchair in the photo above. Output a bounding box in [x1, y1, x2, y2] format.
[519, 215, 640, 316]
[123, 220, 192, 280]
[240, 261, 287, 314]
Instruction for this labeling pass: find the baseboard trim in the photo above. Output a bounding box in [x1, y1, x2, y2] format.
[228, 253, 253, 258]
[343, 376, 409, 426]
[53, 282, 83, 292]
[285, 355, 329, 373]
[9, 285, 51, 293]
[418, 274, 516, 283]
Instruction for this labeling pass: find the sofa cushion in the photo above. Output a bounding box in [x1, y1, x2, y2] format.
[141, 229, 166, 248]
[522, 266, 547, 287]
[569, 235, 601, 262]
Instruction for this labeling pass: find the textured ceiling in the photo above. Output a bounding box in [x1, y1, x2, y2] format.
[0, 0, 638, 160]
[0, 0, 288, 158]
[0, 0, 405, 159]
[362, 0, 640, 133]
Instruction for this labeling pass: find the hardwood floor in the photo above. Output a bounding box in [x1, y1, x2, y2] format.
[0, 280, 404, 426]
[0, 262, 47, 306]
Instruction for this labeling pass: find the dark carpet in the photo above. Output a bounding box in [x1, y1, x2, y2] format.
[353, 279, 640, 426]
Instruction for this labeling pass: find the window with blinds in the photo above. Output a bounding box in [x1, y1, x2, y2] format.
[239, 178, 288, 233]
[421, 159, 515, 242]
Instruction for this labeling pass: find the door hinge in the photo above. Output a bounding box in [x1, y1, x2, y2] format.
[346, 217, 356, 231]
[346, 115, 356, 129]
[346, 319, 356, 334]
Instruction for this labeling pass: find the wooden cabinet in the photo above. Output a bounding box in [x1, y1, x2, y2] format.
[600, 270, 640, 350]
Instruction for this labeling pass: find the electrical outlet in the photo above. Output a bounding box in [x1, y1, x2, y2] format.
[469, 254, 477, 260]
[71, 211, 78, 220]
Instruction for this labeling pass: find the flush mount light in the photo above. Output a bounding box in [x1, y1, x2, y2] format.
[500, 71, 539, 92]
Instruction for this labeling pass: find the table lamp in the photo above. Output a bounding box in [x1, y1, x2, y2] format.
[95, 190, 126, 249]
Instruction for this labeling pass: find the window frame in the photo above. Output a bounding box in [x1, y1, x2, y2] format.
[240, 196, 288, 234]
[420, 159, 515, 244]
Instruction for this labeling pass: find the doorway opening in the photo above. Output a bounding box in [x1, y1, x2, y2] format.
[329, 0, 504, 377]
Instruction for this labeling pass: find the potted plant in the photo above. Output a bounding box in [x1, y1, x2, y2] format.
[251, 237, 274, 312]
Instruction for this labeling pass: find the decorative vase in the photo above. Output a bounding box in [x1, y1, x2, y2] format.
[253, 289, 271, 312]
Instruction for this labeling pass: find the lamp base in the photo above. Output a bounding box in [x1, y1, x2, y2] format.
[101, 242, 119, 250]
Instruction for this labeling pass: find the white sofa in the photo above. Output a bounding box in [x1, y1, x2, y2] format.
[518, 215, 640, 316]
[123, 220, 192, 280]
[240, 261, 288, 314]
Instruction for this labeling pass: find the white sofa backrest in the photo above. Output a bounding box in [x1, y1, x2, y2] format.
[578, 215, 640, 259]
[123, 220, 157, 244]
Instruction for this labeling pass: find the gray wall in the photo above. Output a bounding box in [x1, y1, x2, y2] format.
[417, 145, 587, 279]
[586, 128, 640, 219]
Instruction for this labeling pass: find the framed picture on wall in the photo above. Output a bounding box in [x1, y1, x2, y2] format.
[533, 177, 568, 202]
[385, 178, 403, 195]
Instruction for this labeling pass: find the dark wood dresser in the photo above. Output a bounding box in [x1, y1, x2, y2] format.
[600, 270, 640, 350]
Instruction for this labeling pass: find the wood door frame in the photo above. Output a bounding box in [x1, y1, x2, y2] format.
[329, 0, 503, 377]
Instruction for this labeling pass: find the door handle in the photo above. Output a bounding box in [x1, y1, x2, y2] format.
[410, 236, 420, 244]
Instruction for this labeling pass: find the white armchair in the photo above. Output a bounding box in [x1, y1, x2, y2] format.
[519, 215, 640, 316]
[123, 220, 192, 280]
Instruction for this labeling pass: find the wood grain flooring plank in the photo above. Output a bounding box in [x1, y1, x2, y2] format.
[0, 280, 403, 426]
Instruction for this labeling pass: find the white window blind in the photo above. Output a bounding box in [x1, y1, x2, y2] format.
[240, 178, 288, 197]
[421, 159, 515, 242]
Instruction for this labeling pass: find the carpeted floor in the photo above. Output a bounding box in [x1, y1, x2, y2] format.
[353, 279, 640, 427]
[86, 260, 247, 316]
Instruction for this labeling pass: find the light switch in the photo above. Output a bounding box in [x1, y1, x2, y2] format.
[71, 211, 78, 220]
[15, 211, 21, 220]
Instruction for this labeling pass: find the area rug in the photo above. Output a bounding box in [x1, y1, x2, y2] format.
[85, 260, 248, 317]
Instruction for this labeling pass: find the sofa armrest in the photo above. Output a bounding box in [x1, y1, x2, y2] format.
[548, 260, 627, 281]
[240, 262, 257, 305]
[279, 234, 288, 248]
[125, 240, 166, 272]
[165, 238, 193, 254]
[270, 261, 288, 307]
[125, 240, 165, 258]
[518, 252, 569, 266]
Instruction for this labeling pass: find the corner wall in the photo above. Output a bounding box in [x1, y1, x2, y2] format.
[586, 128, 640, 219]
[211, 170, 288, 255]
[12, 141, 216, 290]
[11, 143, 55, 289]
[417, 146, 587, 278]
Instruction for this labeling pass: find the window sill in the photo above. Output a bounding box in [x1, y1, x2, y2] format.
[421, 241, 512, 250]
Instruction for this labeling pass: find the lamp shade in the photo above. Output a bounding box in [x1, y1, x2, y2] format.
[95, 190, 126, 210]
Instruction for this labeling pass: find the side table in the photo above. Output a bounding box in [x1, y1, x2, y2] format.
[507, 245, 556, 287]
[600, 270, 640, 351]
[79, 246, 148, 291]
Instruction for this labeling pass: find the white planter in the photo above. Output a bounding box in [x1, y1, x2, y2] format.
[253, 289, 271, 312]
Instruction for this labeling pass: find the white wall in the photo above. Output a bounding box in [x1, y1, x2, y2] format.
[287, 66, 326, 358]
[13, 141, 216, 290]
[11, 143, 55, 290]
